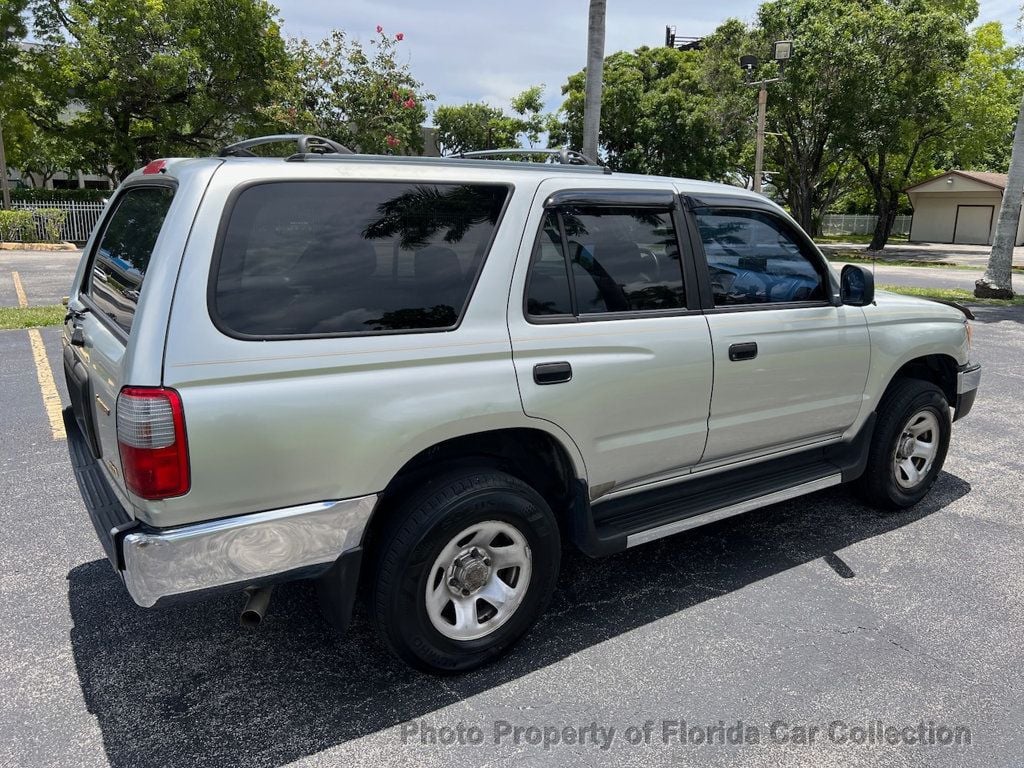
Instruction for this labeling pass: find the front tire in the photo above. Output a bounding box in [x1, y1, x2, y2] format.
[372, 468, 560, 674]
[858, 378, 951, 510]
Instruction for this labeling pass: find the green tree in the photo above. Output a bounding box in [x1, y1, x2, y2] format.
[552, 45, 745, 179]
[936, 22, 1024, 172]
[16, 129, 90, 187]
[433, 86, 548, 155]
[28, 0, 289, 181]
[265, 28, 432, 155]
[841, 0, 976, 249]
[1, 0, 31, 206]
[752, 0, 868, 233]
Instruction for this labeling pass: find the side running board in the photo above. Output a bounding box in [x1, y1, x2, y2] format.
[566, 415, 875, 558]
[625, 473, 841, 547]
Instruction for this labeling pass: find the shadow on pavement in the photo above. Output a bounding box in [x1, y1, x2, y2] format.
[969, 303, 1024, 325]
[67, 473, 970, 768]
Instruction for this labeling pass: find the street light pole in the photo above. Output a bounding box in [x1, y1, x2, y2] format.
[739, 40, 793, 195]
[753, 82, 767, 195]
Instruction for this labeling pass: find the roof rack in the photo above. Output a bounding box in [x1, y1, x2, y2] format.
[448, 148, 611, 173]
[218, 134, 353, 157]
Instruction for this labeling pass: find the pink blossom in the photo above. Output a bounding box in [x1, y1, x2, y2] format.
[376, 24, 383, 33]
[403, 97, 416, 109]
[386, 135, 399, 148]
[395, 33, 404, 41]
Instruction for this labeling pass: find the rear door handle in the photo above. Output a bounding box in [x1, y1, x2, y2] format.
[533, 361, 572, 385]
[728, 342, 758, 361]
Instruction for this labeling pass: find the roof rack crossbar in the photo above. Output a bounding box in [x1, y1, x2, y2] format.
[447, 147, 610, 173]
[218, 134, 353, 157]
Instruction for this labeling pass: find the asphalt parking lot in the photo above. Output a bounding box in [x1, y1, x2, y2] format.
[0, 250, 81, 307]
[0, 255, 1022, 767]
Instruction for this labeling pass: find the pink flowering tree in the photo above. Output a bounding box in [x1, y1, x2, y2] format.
[264, 27, 433, 154]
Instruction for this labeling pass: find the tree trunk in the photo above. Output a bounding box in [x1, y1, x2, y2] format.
[976, 90, 1024, 298]
[868, 190, 897, 251]
[788, 177, 814, 234]
[582, 0, 606, 162]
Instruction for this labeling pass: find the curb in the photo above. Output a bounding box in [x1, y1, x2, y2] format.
[0, 242, 79, 251]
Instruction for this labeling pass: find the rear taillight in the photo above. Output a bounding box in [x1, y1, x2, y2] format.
[116, 387, 190, 499]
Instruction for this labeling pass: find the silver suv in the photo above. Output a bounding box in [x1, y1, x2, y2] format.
[63, 135, 981, 673]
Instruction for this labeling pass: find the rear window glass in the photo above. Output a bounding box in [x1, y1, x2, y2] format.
[212, 181, 510, 337]
[84, 186, 175, 333]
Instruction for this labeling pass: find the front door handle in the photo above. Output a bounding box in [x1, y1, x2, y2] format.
[728, 342, 758, 361]
[533, 361, 573, 385]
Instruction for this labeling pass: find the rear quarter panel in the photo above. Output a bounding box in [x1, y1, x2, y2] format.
[63, 160, 222, 514]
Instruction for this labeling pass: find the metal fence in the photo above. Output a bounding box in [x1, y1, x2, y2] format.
[6, 201, 912, 243]
[9, 200, 107, 244]
[821, 213, 912, 237]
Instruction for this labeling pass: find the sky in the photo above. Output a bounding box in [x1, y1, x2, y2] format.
[272, 0, 1024, 118]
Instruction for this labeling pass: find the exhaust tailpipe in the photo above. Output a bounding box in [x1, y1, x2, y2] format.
[240, 586, 274, 628]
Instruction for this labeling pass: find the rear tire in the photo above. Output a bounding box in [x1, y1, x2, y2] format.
[371, 468, 560, 674]
[858, 378, 951, 510]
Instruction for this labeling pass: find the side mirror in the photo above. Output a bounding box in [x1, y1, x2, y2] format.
[841, 264, 874, 306]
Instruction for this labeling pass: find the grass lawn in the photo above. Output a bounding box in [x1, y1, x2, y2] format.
[828, 251, 1024, 273]
[0, 305, 65, 330]
[877, 284, 1023, 307]
[814, 234, 910, 245]
[827, 252, 972, 269]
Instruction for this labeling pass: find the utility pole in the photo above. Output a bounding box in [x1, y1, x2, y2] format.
[582, 0, 607, 163]
[740, 41, 793, 195]
[753, 83, 767, 195]
[0, 119, 10, 210]
[0, 23, 18, 210]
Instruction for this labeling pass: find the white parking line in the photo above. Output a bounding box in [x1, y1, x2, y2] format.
[27, 328, 66, 441]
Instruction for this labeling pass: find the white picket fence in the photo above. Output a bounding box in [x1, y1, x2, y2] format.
[821, 213, 912, 237]
[9, 199, 108, 243]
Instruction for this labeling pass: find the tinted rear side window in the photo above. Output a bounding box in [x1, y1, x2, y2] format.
[84, 186, 175, 334]
[212, 181, 510, 337]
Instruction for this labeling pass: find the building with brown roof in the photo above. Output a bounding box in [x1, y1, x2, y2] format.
[905, 170, 1023, 246]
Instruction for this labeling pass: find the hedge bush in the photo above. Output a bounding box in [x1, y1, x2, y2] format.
[0, 208, 69, 243]
[35, 208, 68, 242]
[12, 188, 110, 203]
[0, 210, 36, 242]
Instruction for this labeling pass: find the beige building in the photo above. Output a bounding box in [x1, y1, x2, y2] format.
[905, 170, 1024, 246]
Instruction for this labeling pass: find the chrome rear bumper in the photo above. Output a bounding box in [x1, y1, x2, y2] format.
[122, 495, 377, 607]
[66, 406, 377, 609]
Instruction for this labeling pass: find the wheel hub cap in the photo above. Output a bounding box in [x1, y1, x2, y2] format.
[892, 409, 940, 490]
[424, 520, 533, 641]
[449, 548, 491, 595]
[897, 436, 916, 459]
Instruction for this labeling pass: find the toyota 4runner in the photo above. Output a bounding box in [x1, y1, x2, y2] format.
[62, 135, 981, 673]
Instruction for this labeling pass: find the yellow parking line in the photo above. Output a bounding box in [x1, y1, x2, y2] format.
[12, 271, 28, 308]
[27, 328, 66, 441]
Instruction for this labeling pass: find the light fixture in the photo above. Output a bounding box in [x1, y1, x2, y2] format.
[772, 40, 793, 62]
